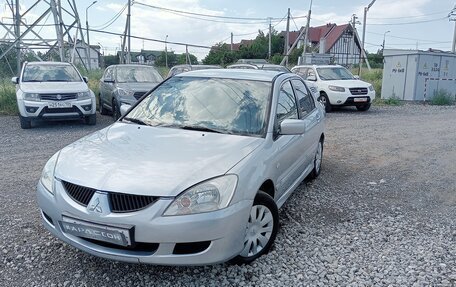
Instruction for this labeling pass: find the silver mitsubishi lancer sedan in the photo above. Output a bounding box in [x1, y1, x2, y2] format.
[37, 69, 325, 265]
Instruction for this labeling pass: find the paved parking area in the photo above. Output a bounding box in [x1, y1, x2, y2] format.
[0, 105, 455, 286]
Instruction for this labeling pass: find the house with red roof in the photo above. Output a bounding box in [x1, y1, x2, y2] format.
[286, 23, 362, 67]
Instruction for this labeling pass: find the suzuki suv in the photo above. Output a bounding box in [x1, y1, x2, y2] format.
[291, 65, 375, 112]
[12, 61, 96, 129]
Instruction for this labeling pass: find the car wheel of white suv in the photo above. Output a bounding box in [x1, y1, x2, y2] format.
[19, 116, 32, 129]
[231, 191, 278, 264]
[318, 93, 332, 112]
[356, 103, 371, 112]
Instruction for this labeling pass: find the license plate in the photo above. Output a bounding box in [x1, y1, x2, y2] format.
[354, 98, 367, 102]
[60, 217, 132, 247]
[48, 102, 72, 109]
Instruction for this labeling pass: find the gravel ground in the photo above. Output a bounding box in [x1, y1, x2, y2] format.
[0, 105, 455, 287]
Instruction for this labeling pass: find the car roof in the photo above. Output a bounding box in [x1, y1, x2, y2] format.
[178, 69, 285, 82]
[110, 64, 158, 68]
[26, 61, 72, 66]
[292, 64, 343, 69]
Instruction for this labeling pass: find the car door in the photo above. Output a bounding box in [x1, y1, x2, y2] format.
[271, 80, 308, 200]
[291, 79, 321, 166]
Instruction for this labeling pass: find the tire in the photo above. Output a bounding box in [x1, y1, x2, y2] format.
[99, 95, 109, 115]
[85, 114, 96, 125]
[230, 191, 279, 264]
[356, 103, 371, 111]
[112, 99, 121, 120]
[19, 116, 32, 129]
[319, 93, 332, 112]
[308, 140, 323, 180]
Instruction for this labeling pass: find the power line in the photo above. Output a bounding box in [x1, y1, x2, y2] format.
[369, 10, 449, 20]
[134, 1, 307, 21]
[366, 16, 448, 26]
[366, 31, 451, 43]
[91, 2, 128, 29]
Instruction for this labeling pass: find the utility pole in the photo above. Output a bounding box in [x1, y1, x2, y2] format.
[450, 6, 456, 53]
[127, 0, 131, 64]
[301, 0, 313, 65]
[165, 34, 168, 68]
[230, 32, 233, 51]
[359, 0, 376, 76]
[15, 0, 20, 74]
[85, 1, 97, 70]
[268, 18, 272, 59]
[283, 8, 290, 66]
[382, 30, 390, 53]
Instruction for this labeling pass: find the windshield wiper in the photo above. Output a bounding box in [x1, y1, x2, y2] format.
[179, 125, 225, 134]
[122, 117, 149, 126]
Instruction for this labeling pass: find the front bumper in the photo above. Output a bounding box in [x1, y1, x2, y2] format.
[36, 180, 252, 265]
[18, 98, 96, 120]
[327, 90, 375, 106]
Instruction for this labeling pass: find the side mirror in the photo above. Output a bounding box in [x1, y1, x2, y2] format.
[120, 104, 131, 117]
[11, 77, 19, 84]
[353, 75, 360, 80]
[82, 76, 89, 83]
[307, 75, 317, 81]
[280, 119, 306, 135]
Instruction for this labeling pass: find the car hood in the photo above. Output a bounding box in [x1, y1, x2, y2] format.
[322, 79, 371, 88]
[20, 82, 89, 93]
[116, 82, 160, 92]
[55, 123, 263, 197]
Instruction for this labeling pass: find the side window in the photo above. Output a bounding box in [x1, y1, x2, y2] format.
[104, 68, 114, 81]
[276, 81, 298, 126]
[294, 67, 307, 78]
[292, 79, 315, 117]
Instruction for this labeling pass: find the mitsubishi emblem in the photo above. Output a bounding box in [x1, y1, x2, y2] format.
[87, 191, 110, 216]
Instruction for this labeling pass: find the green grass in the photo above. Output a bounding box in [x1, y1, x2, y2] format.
[352, 68, 383, 99]
[0, 80, 18, 115]
[431, 89, 455, 106]
[373, 96, 403, 106]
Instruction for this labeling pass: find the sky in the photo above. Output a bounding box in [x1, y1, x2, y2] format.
[1, 0, 455, 60]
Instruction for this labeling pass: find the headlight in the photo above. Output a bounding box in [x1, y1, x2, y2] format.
[117, 88, 134, 98]
[163, 175, 238, 216]
[40, 152, 60, 194]
[23, 93, 40, 101]
[328, 85, 345, 92]
[368, 85, 374, 91]
[77, 91, 91, 99]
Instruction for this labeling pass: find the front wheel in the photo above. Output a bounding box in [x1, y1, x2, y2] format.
[99, 95, 109, 115]
[19, 116, 32, 129]
[112, 99, 120, 120]
[356, 103, 371, 111]
[319, 93, 332, 112]
[230, 191, 279, 264]
[85, 114, 96, 125]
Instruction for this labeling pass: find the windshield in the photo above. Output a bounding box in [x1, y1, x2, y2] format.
[22, 65, 82, 82]
[125, 77, 272, 137]
[116, 66, 163, 83]
[316, 67, 354, 80]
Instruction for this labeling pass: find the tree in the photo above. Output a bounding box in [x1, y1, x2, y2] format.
[103, 55, 119, 67]
[155, 51, 178, 67]
[177, 53, 198, 65]
[0, 44, 36, 77]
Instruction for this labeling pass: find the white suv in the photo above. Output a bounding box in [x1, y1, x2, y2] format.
[12, 62, 97, 129]
[291, 65, 375, 112]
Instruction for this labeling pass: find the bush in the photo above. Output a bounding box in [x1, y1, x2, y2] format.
[431, 89, 455, 106]
[353, 69, 383, 99]
[0, 80, 18, 115]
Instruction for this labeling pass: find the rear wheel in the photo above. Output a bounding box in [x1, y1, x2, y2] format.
[85, 114, 96, 125]
[230, 191, 279, 264]
[319, 93, 332, 112]
[356, 103, 371, 111]
[308, 140, 323, 180]
[19, 116, 31, 129]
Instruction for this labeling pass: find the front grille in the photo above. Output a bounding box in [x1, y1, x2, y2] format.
[349, 88, 368, 95]
[133, 92, 146, 100]
[43, 107, 79, 114]
[62, 181, 96, 206]
[62, 181, 157, 213]
[40, 93, 78, 101]
[109, 192, 157, 213]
